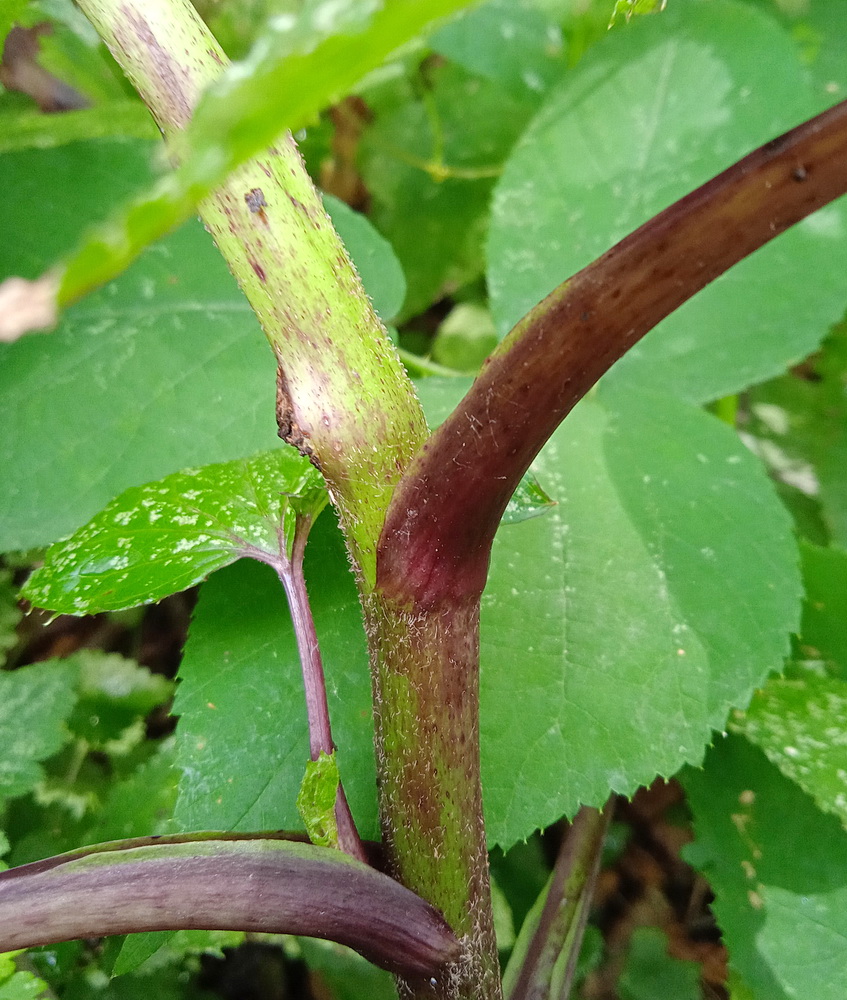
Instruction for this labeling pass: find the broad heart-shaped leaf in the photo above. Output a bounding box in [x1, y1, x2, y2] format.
[487, 0, 847, 405]
[172, 513, 378, 840]
[479, 381, 800, 846]
[683, 734, 847, 1000]
[0, 661, 77, 802]
[730, 670, 847, 829]
[22, 448, 325, 615]
[0, 138, 406, 553]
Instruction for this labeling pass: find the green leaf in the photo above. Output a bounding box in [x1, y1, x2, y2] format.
[297, 751, 340, 849]
[0, 137, 399, 554]
[798, 542, 847, 671]
[172, 514, 378, 839]
[429, 0, 566, 103]
[86, 741, 178, 843]
[618, 927, 700, 1000]
[730, 670, 847, 828]
[359, 62, 536, 319]
[744, 327, 847, 548]
[54, 0, 479, 304]
[0, 102, 158, 154]
[0, 661, 77, 801]
[501, 474, 557, 526]
[323, 193, 406, 322]
[0, 569, 21, 668]
[683, 733, 847, 1000]
[0, 138, 159, 281]
[0, 150, 276, 554]
[609, 0, 668, 27]
[488, 0, 847, 403]
[67, 652, 174, 745]
[748, 0, 847, 104]
[297, 939, 398, 1000]
[0, 968, 51, 1000]
[23, 449, 325, 615]
[431, 302, 498, 373]
[480, 383, 800, 846]
[0, 1, 28, 44]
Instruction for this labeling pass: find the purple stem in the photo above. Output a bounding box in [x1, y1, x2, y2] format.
[272, 514, 367, 864]
[0, 837, 459, 979]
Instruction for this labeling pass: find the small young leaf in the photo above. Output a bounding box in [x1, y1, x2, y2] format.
[297, 751, 341, 849]
[609, 0, 667, 28]
[23, 449, 326, 615]
[501, 474, 557, 526]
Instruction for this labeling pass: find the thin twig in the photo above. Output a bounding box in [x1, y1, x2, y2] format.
[274, 513, 367, 864]
[504, 806, 611, 1000]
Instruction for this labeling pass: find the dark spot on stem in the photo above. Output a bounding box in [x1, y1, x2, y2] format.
[792, 165, 808, 181]
[250, 260, 266, 282]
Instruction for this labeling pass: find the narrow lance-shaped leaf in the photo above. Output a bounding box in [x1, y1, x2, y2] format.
[23, 448, 327, 615]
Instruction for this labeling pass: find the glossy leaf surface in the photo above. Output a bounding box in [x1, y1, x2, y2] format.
[23, 449, 324, 615]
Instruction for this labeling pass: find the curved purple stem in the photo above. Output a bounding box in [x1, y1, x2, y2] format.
[0, 837, 459, 980]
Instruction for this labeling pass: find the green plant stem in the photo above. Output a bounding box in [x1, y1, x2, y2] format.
[76, 4, 501, 996]
[76, 0, 427, 587]
[503, 806, 611, 1000]
[378, 97, 847, 608]
[365, 593, 501, 1000]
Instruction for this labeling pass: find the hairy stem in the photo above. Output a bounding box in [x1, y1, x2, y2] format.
[365, 593, 501, 1000]
[77, 0, 427, 585]
[379, 97, 847, 607]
